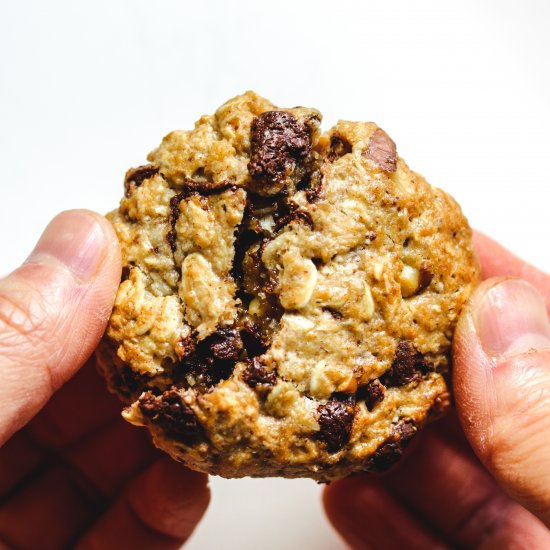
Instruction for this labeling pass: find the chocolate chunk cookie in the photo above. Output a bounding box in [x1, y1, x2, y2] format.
[96, 91, 480, 481]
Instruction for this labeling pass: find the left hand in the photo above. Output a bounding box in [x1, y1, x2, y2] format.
[0, 210, 209, 549]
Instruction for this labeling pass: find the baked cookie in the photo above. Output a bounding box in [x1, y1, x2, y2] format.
[96, 91, 480, 481]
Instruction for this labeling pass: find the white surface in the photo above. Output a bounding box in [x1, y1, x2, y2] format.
[1, 1, 549, 548]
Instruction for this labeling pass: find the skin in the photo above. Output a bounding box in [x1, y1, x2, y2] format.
[0, 210, 549, 548]
[324, 232, 550, 549]
[0, 211, 209, 549]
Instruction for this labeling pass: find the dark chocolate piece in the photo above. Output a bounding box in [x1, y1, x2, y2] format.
[305, 170, 323, 203]
[364, 129, 397, 172]
[205, 328, 243, 361]
[357, 379, 386, 411]
[381, 341, 427, 387]
[273, 198, 314, 232]
[248, 111, 311, 194]
[139, 388, 200, 440]
[316, 393, 356, 453]
[242, 357, 277, 388]
[240, 319, 269, 358]
[124, 164, 160, 195]
[328, 133, 352, 162]
[365, 420, 417, 471]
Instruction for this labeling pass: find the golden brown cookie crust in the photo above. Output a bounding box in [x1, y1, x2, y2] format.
[96, 91, 480, 481]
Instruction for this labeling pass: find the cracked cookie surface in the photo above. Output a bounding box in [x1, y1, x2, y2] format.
[96, 91, 480, 481]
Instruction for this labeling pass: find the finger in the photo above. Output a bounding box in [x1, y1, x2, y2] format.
[0, 431, 46, 496]
[382, 426, 550, 547]
[75, 458, 210, 550]
[0, 421, 159, 546]
[324, 422, 550, 549]
[0, 362, 124, 501]
[323, 477, 447, 550]
[0, 463, 104, 550]
[27, 360, 122, 451]
[473, 231, 550, 312]
[0, 210, 121, 444]
[454, 277, 550, 527]
[63, 418, 159, 499]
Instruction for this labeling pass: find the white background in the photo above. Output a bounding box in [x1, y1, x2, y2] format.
[1, 1, 549, 548]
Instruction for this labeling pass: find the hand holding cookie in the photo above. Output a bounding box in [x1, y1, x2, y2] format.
[324, 233, 550, 548]
[0, 210, 209, 548]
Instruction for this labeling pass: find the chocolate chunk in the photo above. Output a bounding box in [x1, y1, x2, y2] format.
[304, 170, 324, 203]
[139, 388, 200, 440]
[120, 265, 131, 282]
[273, 198, 314, 232]
[242, 357, 277, 388]
[365, 420, 417, 472]
[172, 328, 242, 393]
[242, 238, 279, 295]
[248, 111, 312, 195]
[112, 364, 150, 399]
[180, 357, 234, 393]
[231, 227, 259, 286]
[357, 379, 385, 411]
[364, 129, 397, 172]
[418, 261, 434, 292]
[381, 341, 427, 387]
[316, 393, 356, 453]
[240, 320, 269, 358]
[124, 164, 160, 195]
[204, 328, 243, 361]
[177, 335, 196, 360]
[328, 133, 352, 162]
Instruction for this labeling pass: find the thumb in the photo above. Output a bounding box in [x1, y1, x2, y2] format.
[454, 277, 550, 526]
[0, 210, 121, 445]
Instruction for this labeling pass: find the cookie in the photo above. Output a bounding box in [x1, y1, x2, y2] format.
[96, 91, 480, 481]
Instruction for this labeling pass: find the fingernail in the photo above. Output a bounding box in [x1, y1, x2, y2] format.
[475, 279, 550, 360]
[26, 210, 106, 281]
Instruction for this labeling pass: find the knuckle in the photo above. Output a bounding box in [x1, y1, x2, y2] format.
[484, 357, 550, 486]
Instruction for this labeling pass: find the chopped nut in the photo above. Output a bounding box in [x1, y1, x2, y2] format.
[259, 215, 275, 232]
[310, 360, 334, 398]
[372, 260, 385, 281]
[248, 297, 262, 315]
[283, 313, 315, 332]
[399, 264, 420, 297]
[358, 282, 375, 321]
[279, 250, 318, 310]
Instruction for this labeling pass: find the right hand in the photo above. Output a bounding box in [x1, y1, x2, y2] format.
[324, 232, 550, 549]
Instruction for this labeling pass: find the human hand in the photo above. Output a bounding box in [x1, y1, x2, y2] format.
[0, 210, 209, 549]
[324, 232, 550, 548]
